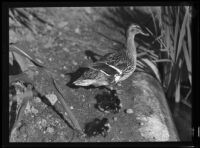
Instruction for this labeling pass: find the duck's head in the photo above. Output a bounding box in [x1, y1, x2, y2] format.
[127, 24, 149, 36]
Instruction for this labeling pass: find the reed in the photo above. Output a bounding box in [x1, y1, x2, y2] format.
[150, 6, 192, 106]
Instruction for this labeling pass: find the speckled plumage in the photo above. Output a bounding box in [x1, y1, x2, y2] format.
[73, 24, 149, 87]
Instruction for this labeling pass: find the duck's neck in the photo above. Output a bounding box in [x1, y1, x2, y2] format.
[126, 33, 137, 62]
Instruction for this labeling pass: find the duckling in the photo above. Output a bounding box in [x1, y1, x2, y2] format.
[73, 24, 149, 87]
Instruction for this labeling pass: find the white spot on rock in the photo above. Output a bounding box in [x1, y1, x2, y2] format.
[58, 21, 68, 28]
[34, 97, 41, 103]
[47, 127, 54, 134]
[75, 27, 81, 34]
[63, 65, 67, 70]
[60, 74, 65, 78]
[72, 60, 78, 65]
[41, 119, 47, 127]
[25, 101, 31, 114]
[63, 47, 69, 52]
[31, 106, 38, 114]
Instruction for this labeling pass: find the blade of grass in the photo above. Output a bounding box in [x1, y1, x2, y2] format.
[153, 59, 172, 63]
[175, 7, 189, 61]
[165, 26, 171, 61]
[186, 13, 192, 59]
[183, 88, 191, 101]
[175, 75, 181, 103]
[183, 41, 192, 85]
[148, 8, 157, 36]
[142, 58, 161, 82]
[173, 7, 180, 59]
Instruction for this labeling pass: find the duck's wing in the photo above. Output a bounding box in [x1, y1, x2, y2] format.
[89, 52, 123, 76]
[90, 52, 130, 75]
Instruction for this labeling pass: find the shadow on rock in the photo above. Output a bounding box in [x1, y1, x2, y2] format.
[65, 67, 90, 89]
[84, 50, 101, 63]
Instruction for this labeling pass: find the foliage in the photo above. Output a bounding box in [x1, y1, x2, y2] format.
[149, 6, 192, 106]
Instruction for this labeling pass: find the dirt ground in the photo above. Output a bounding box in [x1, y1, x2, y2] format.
[9, 7, 179, 142]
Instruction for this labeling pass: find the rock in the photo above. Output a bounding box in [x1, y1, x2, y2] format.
[45, 93, 58, 105]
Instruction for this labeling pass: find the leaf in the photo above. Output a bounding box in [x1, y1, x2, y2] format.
[183, 41, 192, 85]
[148, 8, 157, 36]
[175, 7, 189, 61]
[153, 59, 172, 63]
[186, 14, 192, 58]
[12, 51, 31, 72]
[9, 52, 14, 65]
[142, 58, 161, 82]
[173, 7, 179, 59]
[165, 26, 171, 59]
[175, 77, 180, 103]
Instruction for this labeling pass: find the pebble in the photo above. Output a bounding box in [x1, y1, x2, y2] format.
[58, 21, 68, 28]
[60, 74, 65, 78]
[49, 57, 53, 61]
[117, 83, 122, 86]
[113, 117, 117, 121]
[46, 25, 52, 30]
[140, 122, 144, 126]
[113, 42, 117, 46]
[45, 93, 58, 105]
[75, 27, 81, 34]
[63, 65, 67, 70]
[72, 60, 78, 65]
[41, 119, 47, 127]
[63, 47, 69, 52]
[125, 108, 134, 114]
[34, 97, 41, 103]
[70, 106, 74, 110]
[31, 106, 39, 114]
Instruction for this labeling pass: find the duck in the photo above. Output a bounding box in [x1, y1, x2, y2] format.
[73, 24, 149, 87]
